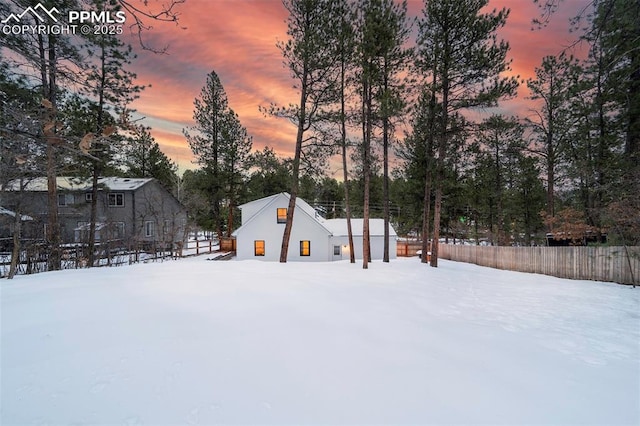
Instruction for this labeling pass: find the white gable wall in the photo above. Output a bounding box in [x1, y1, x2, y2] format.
[239, 194, 279, 225]
[235, 194, 332, 262]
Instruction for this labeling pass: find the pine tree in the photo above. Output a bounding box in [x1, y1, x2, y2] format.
[1, 0, 85, 270]
[373, 0, 411, 263]
[267, 0, 340, 262]
[526, 53, 581, 220]
[184, 71, 231, 238]
[123, 125, 178, 190]
[246, 147, 292, 199]
[81, 20, 143, 266]
[417, 0, 518, 267]
[472, 115, 526, 245]
[332, 0, 357, 263]
[219, 110, 252, 236]
[184, 71, 252, 238]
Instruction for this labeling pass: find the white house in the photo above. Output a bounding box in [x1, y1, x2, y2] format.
[232, 193, 397, 261]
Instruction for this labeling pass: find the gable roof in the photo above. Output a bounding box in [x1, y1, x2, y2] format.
[233, 192, 331, 237]
[238, 192, 320, 219]
[2, 177, 153, 192]
[234, 193, 397, 238]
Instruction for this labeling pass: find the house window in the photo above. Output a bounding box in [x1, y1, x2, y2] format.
[108, 192, 124, 207]
[145, 220, 155, 237]
[57, 193, 72, 206]
[277, 208, 287, 223]
[254, 240, 265, 256]
[334, 245, 341, 256]
[300, 240, 310, 256]
[113, 222, 125, 239]
[85, 192, 93, 202]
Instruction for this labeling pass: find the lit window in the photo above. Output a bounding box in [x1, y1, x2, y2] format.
[254, 240, 265, 256]
[277, 208, 287, 223]
[108, 192, 124, 207]
[300, 240, 310, 256]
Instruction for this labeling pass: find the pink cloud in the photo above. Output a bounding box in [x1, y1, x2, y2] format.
[126, 0, 588, 173]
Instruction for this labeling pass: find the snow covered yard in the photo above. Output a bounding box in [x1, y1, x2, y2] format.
[1, 257, 638, 425]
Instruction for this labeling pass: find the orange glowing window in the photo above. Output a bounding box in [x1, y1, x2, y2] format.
[254, 240, 265, 256]
[277, 208, 287, 223]
[300, 240, 310, 256]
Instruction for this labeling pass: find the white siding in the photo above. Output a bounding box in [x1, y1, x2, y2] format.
[235, 194, 331, 262]
[235, 194, 397, 262]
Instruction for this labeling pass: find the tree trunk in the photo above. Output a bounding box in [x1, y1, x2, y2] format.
[431, 68, 449, 268]
[88, 44, 107, 267]
[340, 58, 355, 263]
[546, 132, 555, 218]
[362, 77, 372, 269]
[280, 69, 307, 263]
[44, 36, 61, 271]
[383, 109, 390, 263]
[8, 208, 22, 279]
[421, 171, 432, 264]
[88, 167, 100, 266]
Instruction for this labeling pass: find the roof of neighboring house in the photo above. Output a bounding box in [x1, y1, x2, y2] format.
[0, 206, 33, 221]
[2, 177, 153, 192]
[323, 218, 397, 237]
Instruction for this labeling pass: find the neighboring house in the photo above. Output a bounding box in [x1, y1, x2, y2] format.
[232, 193, 397, 261]
[0, 206, 35, 251]
[0, 177, 187, 247]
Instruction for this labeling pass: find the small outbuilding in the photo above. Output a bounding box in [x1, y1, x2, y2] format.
[232, 193, 397, 261]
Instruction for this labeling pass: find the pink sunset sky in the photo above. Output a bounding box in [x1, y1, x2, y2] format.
[126, 0, 588, 174]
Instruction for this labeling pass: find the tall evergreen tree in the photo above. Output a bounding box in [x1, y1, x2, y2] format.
[417, 0, 518, 267]
[81, 18, 143, 266]
[472, 115, 526, 245]
[332, 0, 357, 263]
[268, 0, 340, 262]
[526, 53, 581, 220]
[373, 0, 411, 262]
[219, 110, 252, 236]
[184, 70, 231, 238]
[184, 71, 252, 237]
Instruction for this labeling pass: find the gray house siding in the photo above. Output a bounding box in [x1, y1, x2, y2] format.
[1, 178, 187, 246]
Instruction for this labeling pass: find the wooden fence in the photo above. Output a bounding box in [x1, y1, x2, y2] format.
[397, 240, 424, 257]
[438, 245, 639, 286]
